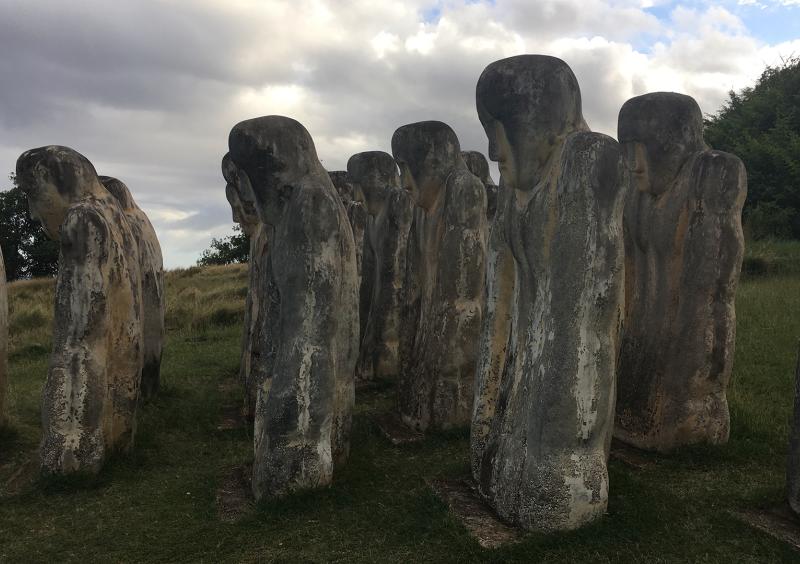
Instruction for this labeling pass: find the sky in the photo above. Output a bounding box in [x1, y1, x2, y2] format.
[1, 0, 798, 267]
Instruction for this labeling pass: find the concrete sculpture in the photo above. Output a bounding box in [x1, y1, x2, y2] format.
[789, 344, 800, 516]
[100, 176, 164, 401]
[227, 116, 358, 500]
[462, 150, 499, 221]
[0, 248, 6, 429]
[347, 151, 412, 382]
[16, 146, 143, 475]
[222, 153, 270, 420]
[330, 170, 368, 337]
[471, 55, 626, 532]
[615, 92, 746, 452]
[392, 121, 487, 432]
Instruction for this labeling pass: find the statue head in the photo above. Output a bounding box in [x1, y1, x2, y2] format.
[476, 55, 587, 191]
[328, 171, 364, 206]
[391, 121, 461, 210]
[16, 145, 103, 240]
[461, 150, 494, 187]
[618, 92, 707, 196]
[228, 115, 323, 226]
[99, 176, 135, 210]
[222, 152, 260, 235]
[347, 151, 401, 216]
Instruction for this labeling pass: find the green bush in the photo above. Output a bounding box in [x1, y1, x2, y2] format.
[745, 201, 793, 241]
[705, 57, 800, 239]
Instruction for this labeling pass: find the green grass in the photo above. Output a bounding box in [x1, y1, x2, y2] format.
[2, 255, 800, 562]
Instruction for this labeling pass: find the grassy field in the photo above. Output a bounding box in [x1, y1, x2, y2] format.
[2, 246, 800, 562]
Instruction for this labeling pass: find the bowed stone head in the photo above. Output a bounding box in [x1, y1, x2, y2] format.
[347, 151, 401, 216]
[228, 115, 323, 226]
[99, 176, 135, 209]
[618, 92, 707, 196]
[461, 151, 492, 186]
[391, 121, 460, 210]
[16, 145, 104, 240]
[476, 55, 587, 191]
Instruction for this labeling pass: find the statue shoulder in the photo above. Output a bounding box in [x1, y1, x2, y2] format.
[561, 131, 624, 202]
[691, 150, 747, 212]
[563, 131, 621, 165]
[288, 178, 343, 242]
[447, 165, 487, 211]
[695, 149, 746, 177]
[61, 202, 111, 245]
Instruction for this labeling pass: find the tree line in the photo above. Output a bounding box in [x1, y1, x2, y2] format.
[704, 57, 800, 240]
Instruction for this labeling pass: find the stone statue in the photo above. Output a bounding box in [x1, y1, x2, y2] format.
[462, 150, 498, 221]
[471, 55, 626, 532]
[100, 176, 165, 402]
[16, 146, 143, 475]
[0, 248, 6, 429]
[615, 92, 746, 452]
[329, 170, 369, 337]
[347, 151, 412, 383]
[222, 153, 270, 421]
[789, 344, 800, 516]
[392, 121, 487, 432]
[227, 116, 358, 500]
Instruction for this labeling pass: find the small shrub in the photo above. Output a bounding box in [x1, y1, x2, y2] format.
[165, 306, 193, 331]
[208, 306, 243, 327]
[10, 343, 50, 362]
[741, 256, 770, 276]
[174, 266, 202, 279]
[177, 286, 201, 301]
[11, 308, 49, 332]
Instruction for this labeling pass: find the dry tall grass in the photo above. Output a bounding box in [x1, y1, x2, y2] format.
[7, 263, 250, 360]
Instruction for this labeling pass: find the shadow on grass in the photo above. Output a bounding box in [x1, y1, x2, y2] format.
[9, 343, 50, 363]
[0, 425, 24, 465]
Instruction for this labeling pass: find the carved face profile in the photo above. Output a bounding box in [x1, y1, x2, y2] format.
[347, 151, 400, 216]
[391, 121, 460, 211]
[618, 92, 707, 196]
[222, 152, 260, 234]
[228, 115, 322, 226]
[476, 55, 587, 192]
[16, 146, 101, 241]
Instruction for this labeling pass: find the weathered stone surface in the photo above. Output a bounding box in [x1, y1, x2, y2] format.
[216, 464, 255, 523]
[373, 411, 424, 445]
[222, 153, 270, 421]
[615, 92, 746, 452]
[462, 150, 498, 221]
[734, 506, 800, 552]
[471, 55, 626, 532]
[16, 146, 143, 475]
[393, 121, 487, 432]
[0, 248, 6, 429]
[227, 116, 358, 500]
[788, 343, 800, 515]
[347, 151, 413, 383]
[330, 171, 369, 338]
[428, 477, 522, 549]
[100, 176, 165, 402]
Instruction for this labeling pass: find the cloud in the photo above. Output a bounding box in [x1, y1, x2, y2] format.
[0, 0, 796, 266]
